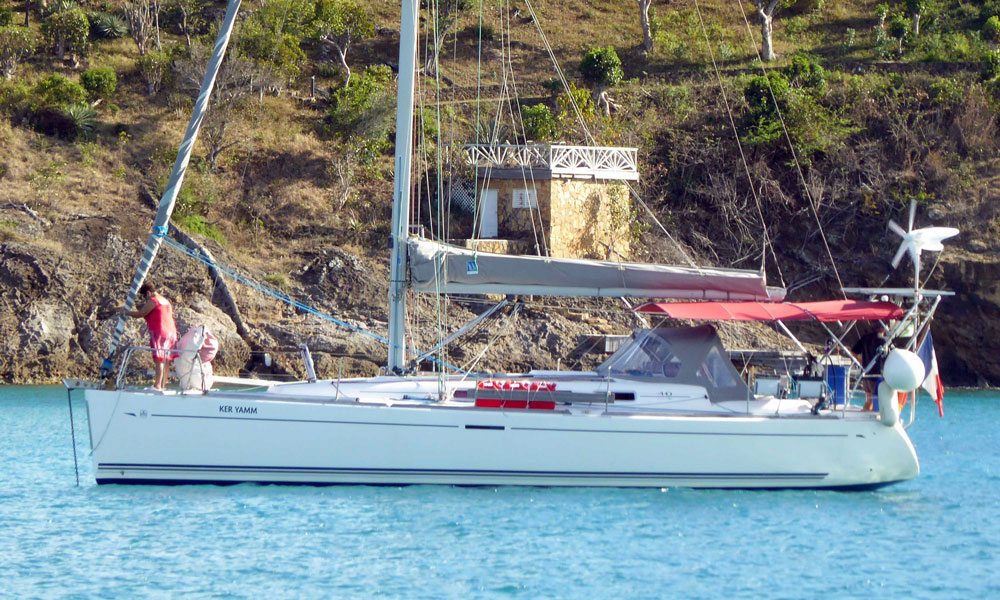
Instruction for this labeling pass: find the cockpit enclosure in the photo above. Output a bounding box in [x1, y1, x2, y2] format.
[596, 325, 750, 403]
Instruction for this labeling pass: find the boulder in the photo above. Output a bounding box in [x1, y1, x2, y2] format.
[19, 303, 75, 357]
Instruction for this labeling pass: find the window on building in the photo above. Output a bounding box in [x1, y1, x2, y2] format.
[512, 189, 538, 209]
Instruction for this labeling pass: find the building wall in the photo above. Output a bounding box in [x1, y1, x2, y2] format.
[478, 176, 631, 260]
[479, 178, 553, 241]
[549, 179, 631, 260]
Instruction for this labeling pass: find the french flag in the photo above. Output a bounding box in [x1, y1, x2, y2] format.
[917, 331, 945, 417]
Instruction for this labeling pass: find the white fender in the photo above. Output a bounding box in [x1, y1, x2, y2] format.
[175, 326, 207, 391]
[882, 349, 926, 392]
[878, 381, 900, 427]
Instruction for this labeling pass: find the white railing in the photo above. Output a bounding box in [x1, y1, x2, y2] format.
[464, 144, 638, 180]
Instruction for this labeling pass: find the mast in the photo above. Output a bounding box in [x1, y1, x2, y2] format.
[100, 0, 244, 378]
[387, 0, 419, 372]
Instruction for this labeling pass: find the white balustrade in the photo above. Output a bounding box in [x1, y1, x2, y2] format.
[464, 144, 638, 180]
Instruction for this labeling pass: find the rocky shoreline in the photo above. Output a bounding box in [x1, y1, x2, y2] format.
[2, 201, 997, 387]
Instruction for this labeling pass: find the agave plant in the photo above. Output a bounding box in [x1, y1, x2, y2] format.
[63, 103, 97, 139]
[87, 11, 127, 40]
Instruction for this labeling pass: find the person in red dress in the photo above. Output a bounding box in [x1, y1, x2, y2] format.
[119, 282, 178, 390]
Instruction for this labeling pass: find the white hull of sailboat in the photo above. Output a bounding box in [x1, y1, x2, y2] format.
[82, 388, 919, 489]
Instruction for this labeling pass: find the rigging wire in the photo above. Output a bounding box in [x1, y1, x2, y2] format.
[691, 0, 785, 287]
[520, 0, 699, 270]
[731, 0, 847, 298]
[158, 234, 468, 373]
[459, 303, 522, 377]
[502, 0, 548, 257]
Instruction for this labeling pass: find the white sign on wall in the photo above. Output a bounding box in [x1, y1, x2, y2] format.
[512, 189, 538, 209]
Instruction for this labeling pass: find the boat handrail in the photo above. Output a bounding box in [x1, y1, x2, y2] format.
[116, 345, 210, 391]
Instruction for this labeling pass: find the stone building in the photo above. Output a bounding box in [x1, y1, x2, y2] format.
[460, 144, 638, 260]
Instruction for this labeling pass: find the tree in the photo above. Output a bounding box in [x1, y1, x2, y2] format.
[237, 0, 311, 87]
[753, 0, 781, 62]
[123, 0, 160, 57]
[421, 0, 468, 76]
[0, 25, 34, 79]
[40, 7, 88, 61]
[905, 0, 926, 37]
[888, 13, 909, 56]
[328, 64, 394, 165]
[174, 0, 205, 50]
[176, 43, 257, 169]
[135, 50, 170, 95]
[874, 3, 889, 28]
[580, 46, 623, 87]
[312, 0, 374, 88]
[636, 0, 652, 53]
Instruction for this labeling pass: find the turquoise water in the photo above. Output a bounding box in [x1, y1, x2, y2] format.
[1, 386, 998, 599]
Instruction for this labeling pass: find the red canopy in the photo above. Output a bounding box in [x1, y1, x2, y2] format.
[634, 300, 904, 323]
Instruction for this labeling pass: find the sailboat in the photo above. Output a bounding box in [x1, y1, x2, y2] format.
[67, 0, 957, 488]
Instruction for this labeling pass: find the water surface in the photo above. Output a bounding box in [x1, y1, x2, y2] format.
[1, 386, 997, 598]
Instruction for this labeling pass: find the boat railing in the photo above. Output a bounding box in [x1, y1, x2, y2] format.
[116, 345, 210, 392]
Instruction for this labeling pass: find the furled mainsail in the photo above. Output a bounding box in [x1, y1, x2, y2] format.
[407, 239, 784, 301]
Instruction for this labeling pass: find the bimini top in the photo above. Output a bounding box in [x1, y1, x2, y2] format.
[634, 299, 904, 322]
[597, 325, 749, 403]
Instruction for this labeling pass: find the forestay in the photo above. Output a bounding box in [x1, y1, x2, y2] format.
[407, 239, 785, 301]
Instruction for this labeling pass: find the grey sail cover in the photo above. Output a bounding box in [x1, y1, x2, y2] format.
[407, 239, 784, 301]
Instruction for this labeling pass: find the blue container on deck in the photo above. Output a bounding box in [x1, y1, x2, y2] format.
[827, 366, 847, 406]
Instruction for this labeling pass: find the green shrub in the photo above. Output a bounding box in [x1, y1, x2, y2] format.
[917, 32, 978, 62]
[80, 66, 116, 100]
[237, 0, 310, 83]
[135, 50, 170, 95]
[41, 7, 89, 59]
[579, 46, 623, 87]
[983, 1, 1000, 21]
[173, 212, 225, 244]
[521, 103, 557, 141]
[984, 50, 1000, 81]
[32, 73, 87, 109]
[87, 11, 127, 40]
[0, 4, 13, 27]
[929, 78, 966, 108]
[784, 56, 825, 89]
[0, 77, 31, 117]
[469, 22, 494, 41]
[985, 16, 1000, 45]
[785, 16, 809, 36]
[263, 273, 287, 288]
[328, 64, 394, 161]
[0, 25, 35, 80]
[556, 80, 595, 124]
[744, 72, 790, 117]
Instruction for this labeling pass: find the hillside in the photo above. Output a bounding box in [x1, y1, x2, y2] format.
[1, 0, 999, 385]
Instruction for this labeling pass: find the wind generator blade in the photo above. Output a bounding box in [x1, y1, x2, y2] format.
[99, 0, 245, 379]
[888, 219, 907, 238]
[891, 242, 909, 269]
[908, 244, 921, 276]
[908, 199, 917, 231]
